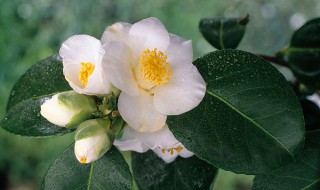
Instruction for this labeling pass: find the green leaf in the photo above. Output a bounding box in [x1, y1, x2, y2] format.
[7, 55, 71, 110]
[131, 151, 217, 190]
[199, 14, 249, 50]
[252, 131, 320, 190]
[168, 50, 305, 174]
[41, 144, 132, 190]
[7, 54, 71, 110]
[284, 18, 320, 90]
[1, 54, 72, 137]
[1, 96, 73, 137]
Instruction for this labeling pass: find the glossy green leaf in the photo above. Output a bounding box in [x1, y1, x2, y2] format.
[7, 54, 71, 110]
[41, 144, 132, 190]
[199, 15, 249, 50]
[1, 96, 73, 137]
[252, 131, 320, 190]
[132, 151, 217, 190]
[168, 50, 305, 174]
[285, 18, 320, 90]
[1, 55, 72, 137]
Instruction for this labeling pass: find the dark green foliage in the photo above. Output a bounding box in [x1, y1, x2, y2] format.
[168, 50, 305, 174]
[132, 151, 217, 190]
[199, 15, 249, 49]
[41, 145, 132, 190]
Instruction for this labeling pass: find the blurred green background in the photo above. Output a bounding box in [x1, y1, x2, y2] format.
[1, 0, 319, 189]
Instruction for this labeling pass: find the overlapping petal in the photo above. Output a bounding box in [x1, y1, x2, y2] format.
[118, 90, 167, 132]
[114, 125, 193, 163]
[152, 63, 206, 115]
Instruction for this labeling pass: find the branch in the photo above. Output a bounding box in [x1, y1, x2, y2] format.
[258, 54, 288, 67]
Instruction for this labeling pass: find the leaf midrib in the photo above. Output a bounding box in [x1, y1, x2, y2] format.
[206, 90, 295, 161]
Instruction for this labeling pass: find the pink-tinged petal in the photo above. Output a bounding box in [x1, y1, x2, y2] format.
[118, 90, 167, 132]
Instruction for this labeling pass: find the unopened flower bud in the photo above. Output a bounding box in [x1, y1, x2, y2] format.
[74, 119, 114, 164]
[40, 91, 97, 128]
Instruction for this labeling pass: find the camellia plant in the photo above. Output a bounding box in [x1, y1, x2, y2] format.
[1, 15, 320, 190]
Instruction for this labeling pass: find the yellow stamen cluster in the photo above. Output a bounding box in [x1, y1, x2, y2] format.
[80, 156, 87, 164]
[161, 146, 184, 155]
[139, 48, 171, 86]
[79, 62, 95, 87]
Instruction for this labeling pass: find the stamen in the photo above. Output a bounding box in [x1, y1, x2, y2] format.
[80, 156, 87, 164]
[139, 48, 171, 86]
[175, 146, 183, 153]
[79, 62, 95, 87]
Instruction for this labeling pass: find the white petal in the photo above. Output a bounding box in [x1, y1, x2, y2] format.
[114, 139, 149, 153]
[152, 147, 179, 163]
[74, 133, 109, 164]
[59, 35, 109, 94]
[179, 148, 194, 158]
[40, 95, 74, 127]
[116, 125, 179, 149]
[166, 33, 193, 67]
[101, 22, 132, 45]
[115, 125, 193, 163]
[129, 17, 170, 66]
[114, 126, 149, 152]
[59, 35, 104, 67]
[118, 90, 167, 132]
[153, 64, 206, 115]
[102, 41, 139, 96]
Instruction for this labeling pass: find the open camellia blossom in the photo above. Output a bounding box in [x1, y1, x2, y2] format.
[59, 35, 112, 95]
[102, 17, 206, 162]
[102, 17, 206, 132]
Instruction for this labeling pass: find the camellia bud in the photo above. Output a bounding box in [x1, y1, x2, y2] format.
[40, 91, 97, 128]
[74, 119, 114, 164]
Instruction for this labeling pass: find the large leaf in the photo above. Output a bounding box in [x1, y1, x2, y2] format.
[1, 55, 72, 137]
[7, 54, 71, 109]
[199, 15, 249, 50]
[41, 144, 132, 190]
[168, 50, 305, 174]
[131, 151, 217, 190]
[285, 18, 320, 90]
[252, 131, 320, 190]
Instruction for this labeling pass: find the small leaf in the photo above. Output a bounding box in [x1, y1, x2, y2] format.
[252, 131, 320, 190]
[285, 18, 320, 90]
[1, 54, 72, 137]
[199, 14, 249, 50]
[41, 145, 132, 190]
[132, 151, 217, 190]
[168, 50, 305, 174]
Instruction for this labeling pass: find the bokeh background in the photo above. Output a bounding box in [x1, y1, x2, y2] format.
[1, 0, 320, 189]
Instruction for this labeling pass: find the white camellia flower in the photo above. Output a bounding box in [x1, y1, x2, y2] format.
[102, 17, 206, 132]
[59, 35, 111, 95]
[40, 91, 97, 128]
[114, 124, 193, 163]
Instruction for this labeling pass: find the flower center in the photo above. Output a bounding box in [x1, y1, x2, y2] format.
[161, 146, 184, 155]
[79, 62, 95, 87]
[138, 48, 171, 86]
[80, 156, 87, 164]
